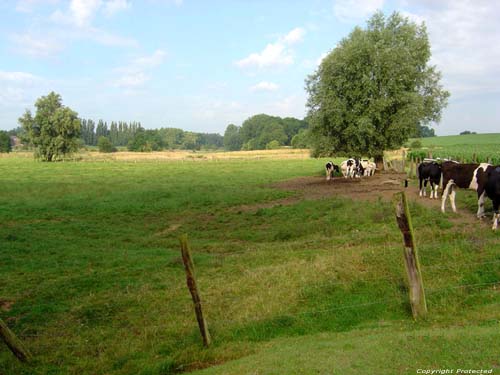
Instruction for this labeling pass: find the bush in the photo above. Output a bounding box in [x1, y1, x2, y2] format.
[0, 131, 11, 153]
[97, 136, 116, 153]
[410, 140, 422, 149]
[266, 140, 281, 150]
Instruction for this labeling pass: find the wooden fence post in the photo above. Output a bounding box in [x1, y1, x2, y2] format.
[0, 318, 32, 362]
[393, 192, 427, 319]
[179, 234, 211, 347]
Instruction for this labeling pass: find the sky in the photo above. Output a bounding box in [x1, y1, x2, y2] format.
[1, 0, 499, 135]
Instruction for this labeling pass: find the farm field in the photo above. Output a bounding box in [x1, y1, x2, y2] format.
[0, 152, 499, 375]
[408, 133, 500, 164]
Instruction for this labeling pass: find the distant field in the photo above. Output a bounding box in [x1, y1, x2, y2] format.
[408, 133, 500, 163]
[0, 153, 499, 374]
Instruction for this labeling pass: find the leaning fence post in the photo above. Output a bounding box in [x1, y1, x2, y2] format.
[393, 192, 427, 319]
[179, 234, 211, 347]
[0, 318, 32, 362]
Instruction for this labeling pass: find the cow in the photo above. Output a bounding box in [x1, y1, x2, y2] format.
[360, 159, 376, 176]
[485, 166, 500, 230]
[441, 161, 492, 217]
[325, 161, 340, 180]
[341, 158, 363, 178]
[418, 162, 442, 199]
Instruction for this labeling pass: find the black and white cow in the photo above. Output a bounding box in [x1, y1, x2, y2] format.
[341, 158, 363, 178]
[418, 162, 442, 199]
[441, 161, 492, 217]
[485, 166, 500, 230]
[325, 161, 340, 180]
[360, 159, 376, 176]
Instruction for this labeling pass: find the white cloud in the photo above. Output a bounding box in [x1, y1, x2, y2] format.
[103, 0, 131, 16]
[283, 27, 306, 45]
[236, 43, 293, 69]
[334, 0, 385, 22]
[113, 49, 167, 89]
[9, 33, 64, 58]
[401, 0, 500, 97]
[68, 0, 102, 27]
[0, 70, 47, 107]
[236, 26, 306, 69]
[250, 81, 279, 92]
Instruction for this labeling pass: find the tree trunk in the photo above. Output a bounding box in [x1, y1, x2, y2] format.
[374, 154, 384, 171]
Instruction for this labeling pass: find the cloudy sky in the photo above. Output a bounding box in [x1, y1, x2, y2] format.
[1, 0, 499, 135]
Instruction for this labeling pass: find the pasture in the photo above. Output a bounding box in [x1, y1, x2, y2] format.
[409, 133, 500, 164]
[0, 152, 499, 374]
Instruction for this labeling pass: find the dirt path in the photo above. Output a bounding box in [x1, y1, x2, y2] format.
[236, 171, 489, 229]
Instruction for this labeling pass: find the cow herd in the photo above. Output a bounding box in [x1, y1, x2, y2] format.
[419, 160, 500, 230]
[325, 158, 500, 230]
[325, 158, 376, 180]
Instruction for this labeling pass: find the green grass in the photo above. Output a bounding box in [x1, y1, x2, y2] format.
[408, 133, 500, 163]
[0, 156, 499, 375]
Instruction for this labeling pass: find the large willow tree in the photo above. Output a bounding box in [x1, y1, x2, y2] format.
[19, 92, 81, 161]
[305, 12, 449, 163]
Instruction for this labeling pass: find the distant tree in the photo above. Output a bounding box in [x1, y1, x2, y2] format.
[97, 136, 116, 153]
[240, 114, 287, 150]
[266, 140, 281, 149]
[18, 92, 81, 161]
[306, 12, 449, 163]
[182, 132, 200, 150]
[281, 117, 308, 144]
[459, 130, 476, 135]
[410, 140, 422, 149]
[223, 124, 243, 151]
[291, 129, 311, 149]
[0, 131, 11, 153]
[416, 124, 436, 138]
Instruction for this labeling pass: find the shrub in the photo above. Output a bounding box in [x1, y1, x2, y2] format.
[97, 136, 116, 153]
[410, 140, 422, 149]
[266, 140, 281, 150]
[0, 131, 11, 153]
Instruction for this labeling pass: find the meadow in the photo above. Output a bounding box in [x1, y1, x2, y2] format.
[0, 151, 499, 375]
[408, 133, 500, 164]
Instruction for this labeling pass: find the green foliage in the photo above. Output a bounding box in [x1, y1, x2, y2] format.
[410, 140, 422, 149]
[127, 130, 162, 152]
[18, 91, 81, 161]
[408, 133, 500, 164]
[223, 124, 243, 151]
[416, 124, 436, 138]
[291, 129, 310, 149]
[266, 140, 281, 149]
[97, 136, 116, 153]
[306, 11, 449, 159]
[238, 114, 308, 150]
[460, 130, 477, 135]
[0, 131, 11, 153]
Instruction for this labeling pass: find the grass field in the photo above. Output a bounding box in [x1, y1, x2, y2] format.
[0, 152, 499, 374]
[408, 133, 500, 164]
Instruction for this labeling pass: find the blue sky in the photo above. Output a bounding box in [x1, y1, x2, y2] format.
[1, 0, 499, 135]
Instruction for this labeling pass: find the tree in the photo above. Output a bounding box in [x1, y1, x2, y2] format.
[223, 124, 243, 151]
[97, 136, 116, 153]
[305, 12, 449, 163]
[266, 140, 281, 149]
[0, 131, 11, 153]
[18, 92, 81, 161]
[415, 124, 435, 138]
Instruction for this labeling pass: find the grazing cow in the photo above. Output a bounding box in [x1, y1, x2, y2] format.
[441, 161, 492, 217]
[341, 158, 363, 178]
[418, 162, 442, 199]
[485, 166, 500, 230]
[325, 161, 340, 180]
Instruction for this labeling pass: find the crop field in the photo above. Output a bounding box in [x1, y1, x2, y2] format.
[0, 152, 499, 375]
[408, 133, 500, 164]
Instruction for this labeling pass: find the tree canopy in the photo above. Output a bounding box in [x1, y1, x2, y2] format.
[0, 131, 11, 153]
[18, 92, 81, 161]
[305, 11, 449, 161]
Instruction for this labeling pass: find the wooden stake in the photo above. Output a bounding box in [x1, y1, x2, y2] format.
[0, 318, 32, 362]
[179, 234, 211, 347]
[393, 192, 428, 319]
